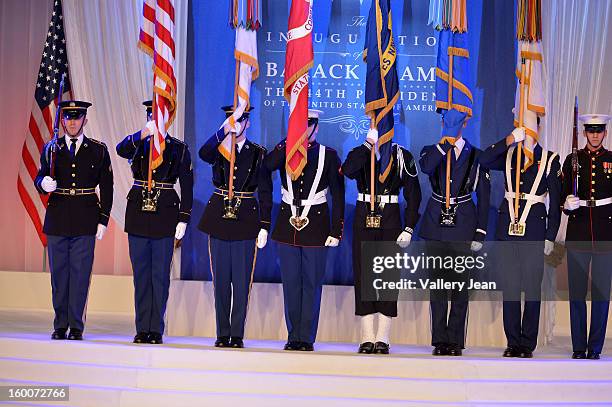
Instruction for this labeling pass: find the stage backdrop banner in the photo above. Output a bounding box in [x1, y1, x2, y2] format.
[182, 0, 518, 284]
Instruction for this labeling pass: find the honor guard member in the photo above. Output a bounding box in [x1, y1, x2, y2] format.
[561, 114, 612, 360]
[419, 109, 490, 356]
[341, 127, 421, 355]
[198, 106, 268, 349]
[260, 109, 345, 352]
[479, 123, 562, 358]
[35, 100, 113, 340]
[116, 100, 193, 345]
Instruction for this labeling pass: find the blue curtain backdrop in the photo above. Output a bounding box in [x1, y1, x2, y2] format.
[181, 0, 516, 284]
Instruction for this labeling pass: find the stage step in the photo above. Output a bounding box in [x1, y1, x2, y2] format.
[1, 336, 611, 405]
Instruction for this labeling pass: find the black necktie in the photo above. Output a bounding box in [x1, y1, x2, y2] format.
[69, 138, 77, 159]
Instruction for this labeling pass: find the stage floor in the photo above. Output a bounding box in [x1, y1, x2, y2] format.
[1, 309, 611, 406]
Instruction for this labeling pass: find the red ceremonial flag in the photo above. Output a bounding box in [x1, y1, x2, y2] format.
[138, 0, 177, 169]
[18, 0, 71, 247]
[283, 0, 314, 180]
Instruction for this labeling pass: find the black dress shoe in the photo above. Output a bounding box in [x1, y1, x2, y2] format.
[587, 351, 601, 360]
[67, 329, 83, 340]
[51, 329, 67, 340]
[148, 332, 163, 344]
[230, 337, 244, 348]
[447, 344, 463, 356]
[298, 342, 314, 351]
[503, 347, 519, 357]
[133, 332, 149, 344]
[358, 342, 375, 354]
[373, 342, 389, 354]
[518, 349, 533, 358]
[283, 341, 299, 351]
[432, 345, 448, 356]
[214, 336, 230, 348]
[572, 351, 587, 359]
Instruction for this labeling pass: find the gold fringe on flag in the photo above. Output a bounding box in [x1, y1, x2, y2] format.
[517, 0, 542, 41]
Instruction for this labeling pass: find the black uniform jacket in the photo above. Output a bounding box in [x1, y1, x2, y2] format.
[561, 147, 612, 252]
[116, 131, 193, 238]
[35, 135, 113, 237]
[341, 141, 421, 233]
[197, 129, 267, 241]
[418, 139, 490, 242]
[479, 139, 562, 242]
[260, 139, 345, 247]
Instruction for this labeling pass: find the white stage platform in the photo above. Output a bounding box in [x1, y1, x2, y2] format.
[1, 309, 611, 406]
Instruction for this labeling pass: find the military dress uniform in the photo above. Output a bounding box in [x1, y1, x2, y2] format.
[561, 114, 612, 360]
[34, 101, 113, 340]
[419, 111, 490, 356]
[480, 136, 561, 357]
[197, 107, 267, 348]
[341, 140, 421, 353]
[260, 135, 345, 351]
[116, 101, 193, 344]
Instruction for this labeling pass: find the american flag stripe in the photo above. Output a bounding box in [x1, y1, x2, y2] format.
[18, 0, 71, 247]
[139, 0, 177, 170]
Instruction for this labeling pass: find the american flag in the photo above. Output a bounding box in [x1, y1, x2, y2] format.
[138, 0, 177, 170]
[17, 0, 70, 247]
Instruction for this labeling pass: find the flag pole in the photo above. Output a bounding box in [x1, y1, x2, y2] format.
[227, 60, 240, 201]
[514, 57, 526, 220]
[369, 115, 376, 213]
[445, 52, 455, 211]
[147, 96, 155, 192]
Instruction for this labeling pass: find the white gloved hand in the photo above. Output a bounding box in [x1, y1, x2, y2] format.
[175, 222, 187, 240]
[564, 195, 580, 211]
[511, 127, 526, 144]
[231, 121, 242, 135]
[41, 176, 57, 193]
[544, 240, 555, 256]
[96, 224, 107, 241]
[470, 241, 484, 252]
[324, 236, 340, 247]
[256, 229, 268, 249]
[143, 120, 156, 137]
[396, 231, 412, 249]
[366, 128, 379, 145]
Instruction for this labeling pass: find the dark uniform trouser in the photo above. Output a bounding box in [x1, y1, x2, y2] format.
[47, 235, 96, 332]
[353, 227, 401, 317]
[501, 241, 544, 352]
[278, 244, 328, 344]
[427, 241, 470, 348]
[208, 237, 257, 338]
[128, 234, 174, 334]
[567, 249, 612, 353]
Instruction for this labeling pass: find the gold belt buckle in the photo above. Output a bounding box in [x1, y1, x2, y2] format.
[508, 222, 526, 236]
[69, 189, 76, 196]
[365, 212, 382, 229]
[586, 199, 597, 208]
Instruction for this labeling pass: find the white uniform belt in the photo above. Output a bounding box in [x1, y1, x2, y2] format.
[504, 191, 547, 204]
[431, 192, 472, 205]
[357, 193, 399, 204]
[282, 187, 327, 206]
[579, 197, 612, 207]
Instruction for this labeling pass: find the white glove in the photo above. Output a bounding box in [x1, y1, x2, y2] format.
[96, 224, 107, 241]
[175, 222, 187, 240]
[511, 127, 526, 144]
[564, 195, 580, 211]
[324, 236, 340, 247]
[470, 241, 483, 252]
[143, 120, 156, 137]
[396, 231, 412, 248]
[41, 176, 57, 193]
[544, 240, 554, 256]
[256, 229, 268, 249]
[366, 128, 379, 145]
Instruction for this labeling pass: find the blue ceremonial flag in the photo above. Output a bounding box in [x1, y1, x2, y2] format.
[364, 0, 399, 182]
[434, 29, 473, 117]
